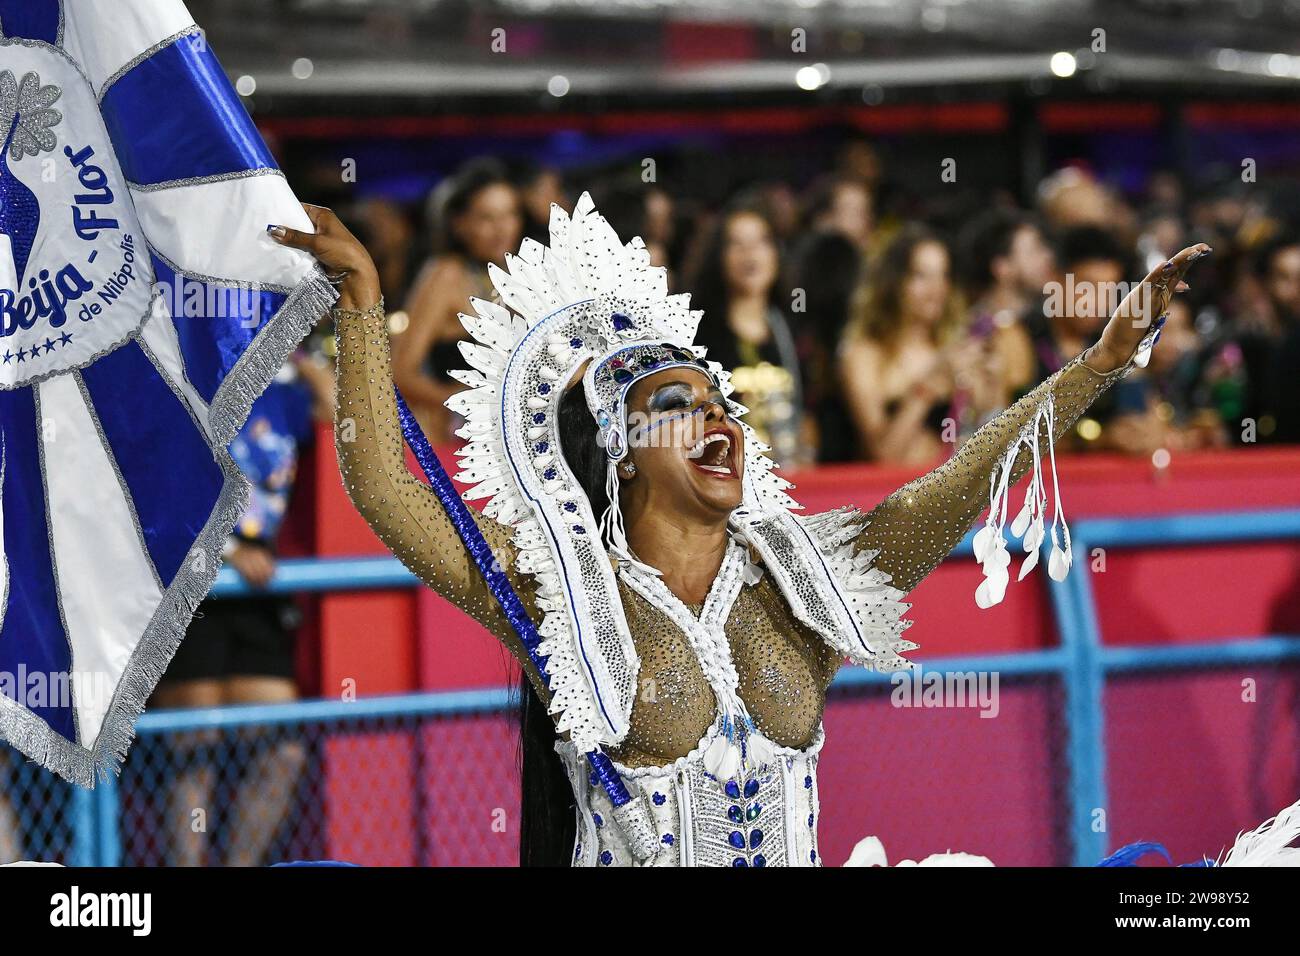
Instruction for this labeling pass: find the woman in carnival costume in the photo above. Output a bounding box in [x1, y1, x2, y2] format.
[269, 197, 1209, 867]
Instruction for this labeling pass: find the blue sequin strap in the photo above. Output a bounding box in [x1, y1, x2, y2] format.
[393, 388, 634, 810]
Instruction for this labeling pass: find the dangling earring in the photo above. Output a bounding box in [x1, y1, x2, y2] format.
[621, 462, 637, 478]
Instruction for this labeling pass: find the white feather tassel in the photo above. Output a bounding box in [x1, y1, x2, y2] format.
[1218, 796, 1300, 867]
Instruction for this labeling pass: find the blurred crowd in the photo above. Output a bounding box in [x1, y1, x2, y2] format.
[325, 139, 1300, 472]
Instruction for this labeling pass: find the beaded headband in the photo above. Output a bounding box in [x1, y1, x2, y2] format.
[583, 340, 721, 462]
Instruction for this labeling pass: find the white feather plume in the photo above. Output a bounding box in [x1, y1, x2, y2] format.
[1218, 796, 1300, 867]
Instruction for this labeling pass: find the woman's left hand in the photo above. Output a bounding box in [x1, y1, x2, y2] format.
[1088, 242, 1211, 373]
[269, 203, 381, 311]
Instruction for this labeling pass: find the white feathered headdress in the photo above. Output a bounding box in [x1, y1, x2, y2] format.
[446, 193, 914, 754]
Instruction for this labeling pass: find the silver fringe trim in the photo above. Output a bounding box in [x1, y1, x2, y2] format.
[0, 269, 335, 786]
[0, 453, 248, 788]
[128, 167, 284, 194]
[208, 268, 337, 445]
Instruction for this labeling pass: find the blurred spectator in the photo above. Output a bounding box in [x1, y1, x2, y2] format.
[394, 159, 523, 442]
[835, 136, 884, 195]
[839, 225, 997, 466]
[803, 174, 874, 255]
[1037, 166, 1133, 237]
[512, 161, 570, 245]
[754, 180, 802, 245]
[961, 208, 1055, 344]
[352, 196, 419, 308]
[592, 180, 680, 281]
[691, 202, 810, 467]
[151, 360, 323, 866]
[1250, 232, 1300, 442]
[995, 225, 1160, 454]
[791, 230, 864, 463]
[1144, 298, 1230, 450]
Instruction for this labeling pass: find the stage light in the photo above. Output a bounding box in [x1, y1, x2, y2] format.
[1267, 53, 1292, 76]
[796, 63, 830, 91]
[547, 74, 570, 97]
[292, 58, 314, 80]
[1215, 48, 1242, 71]
[235, 75, 257, 96]
[921, 6, 947, 32]
[1050, 52, 1077, 78]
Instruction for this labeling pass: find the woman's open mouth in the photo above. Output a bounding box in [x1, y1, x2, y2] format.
[686, 428, 738, 479]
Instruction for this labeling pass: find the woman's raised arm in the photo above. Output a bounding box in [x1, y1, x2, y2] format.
[270, 205, 546, 694]
[857, 242, 1211, 595]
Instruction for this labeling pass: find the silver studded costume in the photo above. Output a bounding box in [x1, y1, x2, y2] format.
[332, 194, 1139, 867]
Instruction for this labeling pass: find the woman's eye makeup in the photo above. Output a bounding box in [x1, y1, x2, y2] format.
[648, 384, 695, 413]
[644, 383, 733, 423]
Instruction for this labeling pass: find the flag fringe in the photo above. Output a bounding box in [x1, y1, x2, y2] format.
[208, 268, 338, 445]
[0, 268, 336, 788]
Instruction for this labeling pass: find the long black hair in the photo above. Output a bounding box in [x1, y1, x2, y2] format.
[518, 381, 609, 866]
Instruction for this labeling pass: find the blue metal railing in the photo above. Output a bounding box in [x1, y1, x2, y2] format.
[1055, 508, 1300, 865]
[33, 507, 1300, 865]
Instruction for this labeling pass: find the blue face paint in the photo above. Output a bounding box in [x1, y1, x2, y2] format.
[641, 404, 708, 437]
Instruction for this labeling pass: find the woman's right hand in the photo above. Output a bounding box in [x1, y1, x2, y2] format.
[269, 203, 381, 311]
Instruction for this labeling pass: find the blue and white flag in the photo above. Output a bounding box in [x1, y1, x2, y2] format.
[0, 0, 334, 784]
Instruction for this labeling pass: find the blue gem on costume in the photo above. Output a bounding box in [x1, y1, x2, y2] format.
[662, 834, 674, 846]
[728, 831, 746, 849]
[652, 792, 666, 806]
[570, 337, 583, 348]
[732, 858, 748, 868]
[747, 804, 761, 821]
[810, 850, 817, 863]
[538, 383, 551, 395]
[533, 413, 545, 424]
[564, 502, 578, 513]
[544, 468, 557, 480]
[600, 850, 613, 866]
[728, 805, 743, 824]
[749, 829, 763, 848]
[804, 775, 813, 789]
[613, 368, 633, 385]
[808, 814, 814, 827]
[724, 780, 741, 799]
[744, 779, 759, 798]
[573, 525, 585, 534]
[754, 854, 767, 867]
[535, 441, 548, 453]
[611, 312, 633, 331]
[593, 812, 603, 828]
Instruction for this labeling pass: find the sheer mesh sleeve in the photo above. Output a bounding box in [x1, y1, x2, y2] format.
[332, 299, 547, 695]
[858, 349, 1132, 595]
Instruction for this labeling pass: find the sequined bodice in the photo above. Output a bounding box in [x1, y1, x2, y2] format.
[610, 575, 839, 768]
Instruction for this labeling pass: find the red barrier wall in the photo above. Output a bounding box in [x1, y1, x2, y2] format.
[310, 430, 1300, 865]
